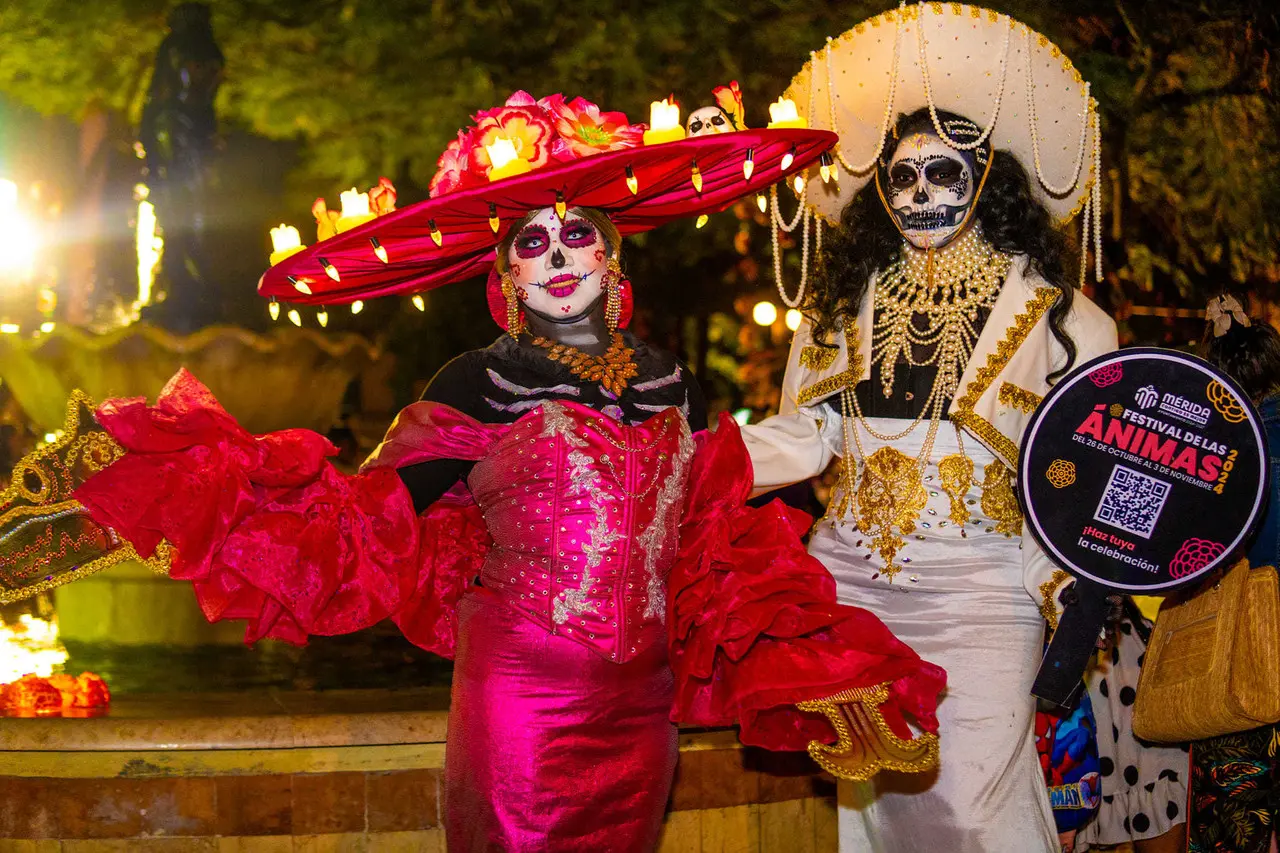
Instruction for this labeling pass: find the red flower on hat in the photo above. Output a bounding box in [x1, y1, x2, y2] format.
[541, 94, 645, 160]
[468, 92, 556, 180]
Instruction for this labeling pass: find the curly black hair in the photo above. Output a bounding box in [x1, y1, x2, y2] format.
[804, 107, 1078, 383]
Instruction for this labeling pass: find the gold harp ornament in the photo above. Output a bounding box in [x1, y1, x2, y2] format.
[799, 684, 940, 781]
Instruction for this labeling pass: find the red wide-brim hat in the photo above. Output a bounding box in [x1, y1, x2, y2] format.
[259, 128, 836, 306]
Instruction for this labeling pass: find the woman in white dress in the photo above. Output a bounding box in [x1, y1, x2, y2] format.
[742, 6, 1117, 851]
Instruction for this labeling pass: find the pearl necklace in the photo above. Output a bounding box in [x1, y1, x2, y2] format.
[870, 229, 1010, 403]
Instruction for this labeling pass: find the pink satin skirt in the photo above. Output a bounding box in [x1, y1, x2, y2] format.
[445, 588, 678, 852]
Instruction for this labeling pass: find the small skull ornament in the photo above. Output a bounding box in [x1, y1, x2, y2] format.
[882, 132, 977, 249]
[686, 106, 732, 137]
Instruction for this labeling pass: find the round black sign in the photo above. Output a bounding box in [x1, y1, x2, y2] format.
[1019, 348, 1268, 592]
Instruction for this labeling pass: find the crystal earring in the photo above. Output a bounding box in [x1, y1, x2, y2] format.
[501, 271, 523, 339]
[603, 258, 623, 331]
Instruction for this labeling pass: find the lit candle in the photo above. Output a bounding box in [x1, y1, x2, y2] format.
[336, 188, 375, 233]
[643, 99, 686, 146]
[269, 224, 305, 266]
[766, 98, 807, 129]
[486, 137, 533, 181]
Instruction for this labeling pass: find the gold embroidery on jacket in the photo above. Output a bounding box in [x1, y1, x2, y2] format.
[797, 323, 863, 406]
[951, 287, 1058, 467]
[997, 382, 1043, 413]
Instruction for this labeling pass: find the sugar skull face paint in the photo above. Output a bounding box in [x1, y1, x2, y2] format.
[506, 207, 608, 321]
[881, 132, 978, 249]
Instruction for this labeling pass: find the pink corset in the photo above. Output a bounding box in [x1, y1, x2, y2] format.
[467, 401, 693, 663]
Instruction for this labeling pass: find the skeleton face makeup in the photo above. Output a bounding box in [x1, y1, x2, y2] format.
[881, 132, 978, 249]
[506, 207, 609, 323]
[686, 106, 731, 137]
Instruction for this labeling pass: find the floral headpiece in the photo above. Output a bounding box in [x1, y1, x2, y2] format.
[430, 92, 646, 197]
[1206, 294, 1251, 338]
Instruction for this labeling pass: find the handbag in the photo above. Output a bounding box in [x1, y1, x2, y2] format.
[1132, 559, 1280, 742]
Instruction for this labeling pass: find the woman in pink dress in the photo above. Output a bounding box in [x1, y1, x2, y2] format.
[16, 91, 946, 852]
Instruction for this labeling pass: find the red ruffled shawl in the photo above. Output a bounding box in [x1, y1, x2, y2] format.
[75, 369, 944, 749]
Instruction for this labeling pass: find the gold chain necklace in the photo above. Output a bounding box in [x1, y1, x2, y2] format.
[532, 332, 639, 396]
[832, 233, 1013, 581]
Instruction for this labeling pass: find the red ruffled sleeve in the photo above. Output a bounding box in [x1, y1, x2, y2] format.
[668, 413, 946, 752]
[74, 370, 501, 657]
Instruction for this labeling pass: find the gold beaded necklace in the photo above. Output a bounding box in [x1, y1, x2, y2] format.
[532, 332, 639, 396]
[834, 230, 1012, 581]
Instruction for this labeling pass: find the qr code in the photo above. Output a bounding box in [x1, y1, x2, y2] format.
[1094, 465, 1172, 539]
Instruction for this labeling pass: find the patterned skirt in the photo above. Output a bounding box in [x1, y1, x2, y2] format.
[1189, 724, 1280, 853]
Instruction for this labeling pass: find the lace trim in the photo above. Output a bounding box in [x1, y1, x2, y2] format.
[997, 381, 1042, 413]
[541, 403, 617, 625]
[636, 416, 694, 621]
[796, 323, 864, 407]
[951, 287, 1058, 468]
[797, 683, 941, 781]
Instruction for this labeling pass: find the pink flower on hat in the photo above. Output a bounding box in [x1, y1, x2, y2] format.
[429, 130, 481, 197]
[468, 92, 556, 180]
[541, 94, 645, 160]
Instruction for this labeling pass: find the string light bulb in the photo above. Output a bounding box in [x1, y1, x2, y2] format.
[351, 300, 364, 315]
[695, 214, 709, 229]
[269, 300, 280, 321]
[555, 191, 567, 220]
[781, 146, 796, 171]
[743, 149, 755, 181]
[488, 203, 500, 234]
[412, 294, 426, 312]
[429, 219, 443, 247]
[317, 308, 329, 328]
[320, 258, 339, 282]
[691, 162, 703, 193]
[287, 308, 302, 327]
[625, 165, 639, 195]
[793, 173, 805, 194]
[756, 193, 768, 213]
[370, 237, 388, 263]
[288, 275, 312, 295]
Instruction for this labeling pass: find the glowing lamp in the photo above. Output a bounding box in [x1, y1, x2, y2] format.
[412, 294, 426, 312]
[336, 188, 375, 233]
[370, 237, 388, 263]
[0, 323, 19, 334]
[785, 309, 803, 331]
[690, 163, 703, 193]
[269, 224, 305, 265]
[269, 300, 280, 321]
[40, 321, 55, 333]
[625, 166, 639, 195]
[289, 275, 313, 296]
[486, 137, 533, 181]
[643, 99, 686, 145]
[781, 146, 796, 171]
[429, 220, 443, 247]
[351, 300, 364, 315]
[317, 308, 329, 328]
[766, 98, 807, 129]
[287, 308, 302, 327]
[752, 301, 778, 327]
[756, 193, 768, 213]
[695, 214, 709, 229]
[793, 174, 806, 194]
[743, 149, 755, 181]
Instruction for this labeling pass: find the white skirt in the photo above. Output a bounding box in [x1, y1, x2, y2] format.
[810, 417, 1057, 853]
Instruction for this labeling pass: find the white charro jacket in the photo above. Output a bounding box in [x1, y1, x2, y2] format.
[742, 257, 1118, 625]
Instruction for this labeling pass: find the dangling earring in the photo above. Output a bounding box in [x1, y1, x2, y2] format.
[603, 258, 623, 331]
[500, 270, 523, 339]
